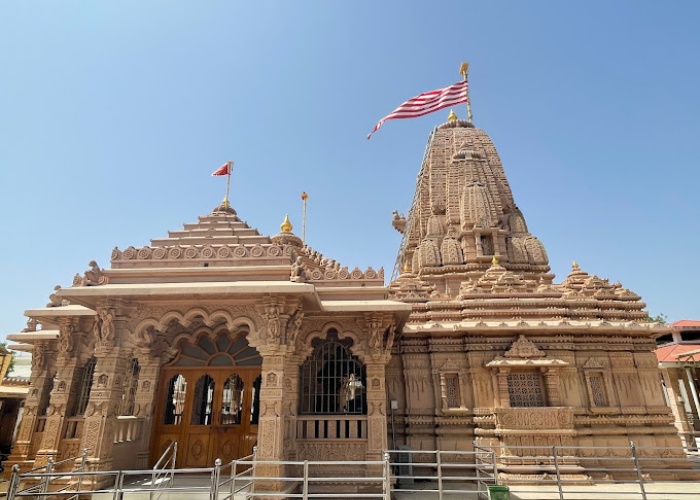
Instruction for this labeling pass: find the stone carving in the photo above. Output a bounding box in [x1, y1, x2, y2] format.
[73, 260, 108, 286]
[290, 256, 307, 282]
[32, 345, 46, 371]
[263, 302, 282, 343]
[504, 335, 546, 359]
[47, 285, 68, 307]
[287, 309, 304, 345]
[22, 318, 38, 332]
[497, 407, 574, 430]
[392, 210, 407, 234]
[58, 323, 74, 353]
[368, 316, 382, 349]
[94, 308, 115, 343]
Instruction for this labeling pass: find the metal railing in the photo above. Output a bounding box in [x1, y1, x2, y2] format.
[7, 448, 89, 500]
[6, 442, 700, 500]
[150, 440, 177, 500]
[6, 450, 390, 500]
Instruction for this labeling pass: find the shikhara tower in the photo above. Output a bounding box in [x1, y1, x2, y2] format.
[3, 110, 693, 484]
[387, 112, 689, 480]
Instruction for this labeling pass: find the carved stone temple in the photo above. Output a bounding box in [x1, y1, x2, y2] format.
[4, 111, 691, 483]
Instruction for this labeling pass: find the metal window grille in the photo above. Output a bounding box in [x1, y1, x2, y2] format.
[74, 358, 96, 416]
[120, 358, 140, 415]
[445, 373, 461, 408]
[589, 373, 608, 406]
[507, 372, 546, 407]
[300, 332, 366, 415]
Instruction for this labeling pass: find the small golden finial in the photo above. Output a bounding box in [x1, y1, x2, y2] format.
[447, 109, 458, 121]
[492, 255, 499, 266]
[281, 214, 293, 233]
[301, 191, 308, 201]
[221, 198, 230, 208]
[572, 261, 579, 270]
[459, 62, 469, 78]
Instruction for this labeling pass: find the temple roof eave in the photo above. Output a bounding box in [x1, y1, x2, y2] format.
[58, 281, 324, 310]
[7, 330, 60, 343]
[24, 305, 96, 325]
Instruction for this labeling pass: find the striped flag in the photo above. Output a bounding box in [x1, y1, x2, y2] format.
[367, 80, 468, 139]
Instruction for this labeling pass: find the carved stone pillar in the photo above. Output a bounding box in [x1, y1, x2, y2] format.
[132, 347, 164, 468]
[365, 362, 388, 461]
[35, 319, 82, 466]
[7, 341, 56, 470]
[496, 368, 511, 408]
[249, 297, 302, 490]
[543, 367, 561, 406]
[79, 306, 130, 471]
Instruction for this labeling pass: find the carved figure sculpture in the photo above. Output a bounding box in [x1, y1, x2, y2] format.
[290, 256, 306, 282]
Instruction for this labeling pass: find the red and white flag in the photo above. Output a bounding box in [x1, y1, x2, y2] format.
[367, 80, 468, 139]
[211, 161, 232, 176]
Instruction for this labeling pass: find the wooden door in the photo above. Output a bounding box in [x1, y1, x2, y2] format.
[151, 331, 263, 468]
[152, 367, 261, 467]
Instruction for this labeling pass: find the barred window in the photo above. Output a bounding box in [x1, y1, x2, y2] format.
[300, 331, 366, 415]
[120, 358, 140, 415]
[507, 372, 546, 407]
[73, 358, 96, 416]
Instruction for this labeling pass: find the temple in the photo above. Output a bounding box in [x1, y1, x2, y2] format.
[3, 110, 691, 483]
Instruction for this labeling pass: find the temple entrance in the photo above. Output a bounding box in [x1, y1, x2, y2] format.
[151, 331, 262, 467]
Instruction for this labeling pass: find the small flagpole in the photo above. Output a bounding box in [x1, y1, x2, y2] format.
[301, 192, 308, 243]
[223, 161, 233, 207]
[459, 62, 473, 123]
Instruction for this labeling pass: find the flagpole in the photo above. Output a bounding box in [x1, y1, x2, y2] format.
[459, 62, 473, 123]
[223, 161, 232, 207]
[301, 191, 308, 243]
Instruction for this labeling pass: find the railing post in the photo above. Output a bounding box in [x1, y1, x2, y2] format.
[38, 457, 54, 500]
[211, 458, 222, 500]
[630, 441, 648, 500]
[112, 471, 123, 500]
[302, 460, 309, 500]
[436, 451, 443, 500]
[383, 452, 392, 500]
[230, 459, 237, 498]
[171, 442, 177, 486]
[491, 449, 498, 485]
[552, 445, 563, 500]
[7, 464, 20, 500]
[79, 448, 89, 472]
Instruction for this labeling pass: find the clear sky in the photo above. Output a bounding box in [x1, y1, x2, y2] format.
[2, 1, 699, 340]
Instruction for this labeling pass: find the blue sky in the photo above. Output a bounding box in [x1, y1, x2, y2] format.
[1, 1, 699, 340]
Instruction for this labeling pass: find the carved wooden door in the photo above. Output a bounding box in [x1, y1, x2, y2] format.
[151, 331, 262, 468]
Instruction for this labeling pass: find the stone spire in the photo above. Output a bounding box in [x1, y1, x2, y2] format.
[397, 116, 552, 294]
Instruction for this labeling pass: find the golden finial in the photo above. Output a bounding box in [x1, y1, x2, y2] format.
[447, 109, 458, 121]
[491, 255, 499, 266]
[572, 261, 579, 270]
[221, 198, 230, 208]
[301, 192, 308, 201]
[280, 214, 293, 233]
[459, 62, 469, 78]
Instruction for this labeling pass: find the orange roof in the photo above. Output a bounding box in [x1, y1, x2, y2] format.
[656, 343, 700, 363]
[670, 320, 700, 328]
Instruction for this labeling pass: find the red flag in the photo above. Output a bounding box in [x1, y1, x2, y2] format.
[367, 80, 468, 139]
[212, 161, 232, 176]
